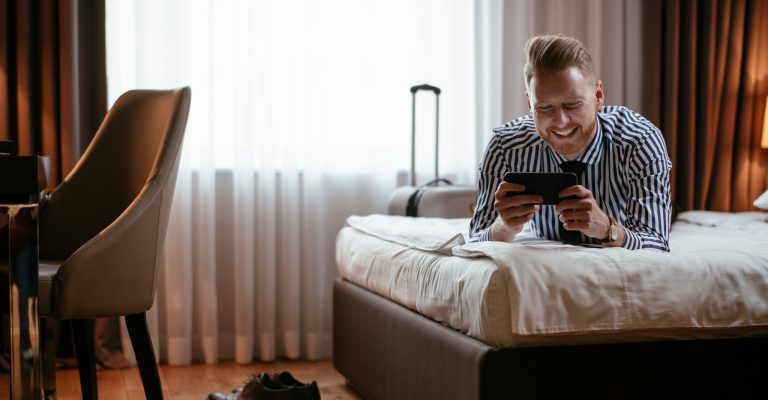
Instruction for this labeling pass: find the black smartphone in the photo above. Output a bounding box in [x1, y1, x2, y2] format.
[502, 172, 578, 205]
[0, 140, 15, 156]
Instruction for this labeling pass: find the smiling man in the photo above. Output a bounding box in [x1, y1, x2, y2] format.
[469, 34, 672, 251]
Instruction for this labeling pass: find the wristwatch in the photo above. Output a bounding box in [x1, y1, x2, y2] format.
[601, 217, 619, 244]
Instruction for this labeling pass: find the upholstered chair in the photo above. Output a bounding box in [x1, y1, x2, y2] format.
[37, 87, 191, 399]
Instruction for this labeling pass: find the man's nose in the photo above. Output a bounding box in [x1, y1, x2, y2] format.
[552, 107, 569, 126]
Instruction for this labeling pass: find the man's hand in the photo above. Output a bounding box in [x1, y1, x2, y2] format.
[491, 181, 543, 242]
[555, 185, 616, 241]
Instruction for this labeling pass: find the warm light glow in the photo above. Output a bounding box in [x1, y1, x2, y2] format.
[763, 96, 768, 149]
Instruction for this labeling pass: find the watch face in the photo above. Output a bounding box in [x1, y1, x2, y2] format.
[610, 225, 619, 241]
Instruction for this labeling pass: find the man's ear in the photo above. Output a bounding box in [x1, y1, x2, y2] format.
[526, 92, 532, 112]
[594, 80, 604, 109]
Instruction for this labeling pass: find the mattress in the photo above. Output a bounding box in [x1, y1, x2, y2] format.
[335, 211, 768, 347]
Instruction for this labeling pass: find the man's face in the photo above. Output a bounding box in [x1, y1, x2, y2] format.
[527, 66, 604, 160]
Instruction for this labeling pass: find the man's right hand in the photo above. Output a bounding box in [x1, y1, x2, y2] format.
[490, 181, 543, 242]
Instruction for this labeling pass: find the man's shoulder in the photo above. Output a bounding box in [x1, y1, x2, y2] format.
[491, 114, 540, 148]
[599, 106, 663, 143]
[599, 105, 656, 128]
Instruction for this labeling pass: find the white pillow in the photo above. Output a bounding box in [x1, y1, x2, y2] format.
[754, 189, 768, 209]
[345, 214, 467, 255]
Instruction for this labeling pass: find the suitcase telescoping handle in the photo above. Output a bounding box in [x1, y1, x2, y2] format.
[410, 84, 441, 187]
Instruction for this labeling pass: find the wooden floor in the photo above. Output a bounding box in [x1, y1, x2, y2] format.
[0, 360, 362, 399]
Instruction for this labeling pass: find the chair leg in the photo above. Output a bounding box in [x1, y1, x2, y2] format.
[71, 319, 98, 400]
[41, 317, 57, 399]
[125, 312, 163, 400]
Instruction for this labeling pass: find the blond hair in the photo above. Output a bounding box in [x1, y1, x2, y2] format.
[523, 34, 595, 90]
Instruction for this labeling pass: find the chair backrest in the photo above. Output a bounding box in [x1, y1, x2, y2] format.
[40, 87, 191, 318]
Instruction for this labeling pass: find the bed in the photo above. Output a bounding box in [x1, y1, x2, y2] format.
[333, 211, 768, 399]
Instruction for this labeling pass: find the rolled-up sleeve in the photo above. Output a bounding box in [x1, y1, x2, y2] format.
[469, 134, 507, 242]
[621, 131, 672, 251]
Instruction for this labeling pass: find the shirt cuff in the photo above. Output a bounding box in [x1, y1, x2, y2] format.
[621, 227, 642, 250]
[470, 227, 493, 242]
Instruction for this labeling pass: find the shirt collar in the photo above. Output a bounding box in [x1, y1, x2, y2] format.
[547, 117, 603, 166]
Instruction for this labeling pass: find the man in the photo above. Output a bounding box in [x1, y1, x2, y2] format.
[469, 34, 672, 251]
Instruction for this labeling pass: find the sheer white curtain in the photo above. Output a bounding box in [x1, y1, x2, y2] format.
[106, 0, 477, 364]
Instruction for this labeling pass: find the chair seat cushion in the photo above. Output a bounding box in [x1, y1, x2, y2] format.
[39, 260, 63, 317]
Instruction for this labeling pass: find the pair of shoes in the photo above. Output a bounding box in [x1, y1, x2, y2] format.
[264, 372, 321, 400]
[207, 371, 321, 400]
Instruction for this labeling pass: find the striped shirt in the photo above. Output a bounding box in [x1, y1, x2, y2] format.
[469, 106, 672, 251]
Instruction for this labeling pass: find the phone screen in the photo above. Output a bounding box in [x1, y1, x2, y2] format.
[502, 172, 578, 205]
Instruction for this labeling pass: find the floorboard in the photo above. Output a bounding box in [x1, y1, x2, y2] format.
[0, 360, 361, 399]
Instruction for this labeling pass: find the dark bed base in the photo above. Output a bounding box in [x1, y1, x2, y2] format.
[333, 278, 768, 400]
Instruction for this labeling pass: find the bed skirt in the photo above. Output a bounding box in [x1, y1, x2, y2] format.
[333, 278, 768, 400]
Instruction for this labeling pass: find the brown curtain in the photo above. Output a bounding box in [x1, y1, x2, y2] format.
[0, 0, 106, 188]
[0, 0, 108, 370]
[644, 0, 768, 212]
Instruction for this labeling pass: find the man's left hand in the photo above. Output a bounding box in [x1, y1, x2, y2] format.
[555, 185, 611, 240]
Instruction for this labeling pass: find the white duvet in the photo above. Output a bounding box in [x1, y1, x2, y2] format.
[336, 212, 768, 347]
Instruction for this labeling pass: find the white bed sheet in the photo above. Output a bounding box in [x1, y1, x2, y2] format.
[335, 212, 768, 347]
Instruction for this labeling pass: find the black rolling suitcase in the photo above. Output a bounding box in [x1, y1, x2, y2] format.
[387, 84, 477, 218]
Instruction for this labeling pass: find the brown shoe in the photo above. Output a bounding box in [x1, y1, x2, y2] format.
[207, 375, 255, 400]
[235, 373, 297, 400]
[208, 372, 321, 400]
[268, 372, 321, 400]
